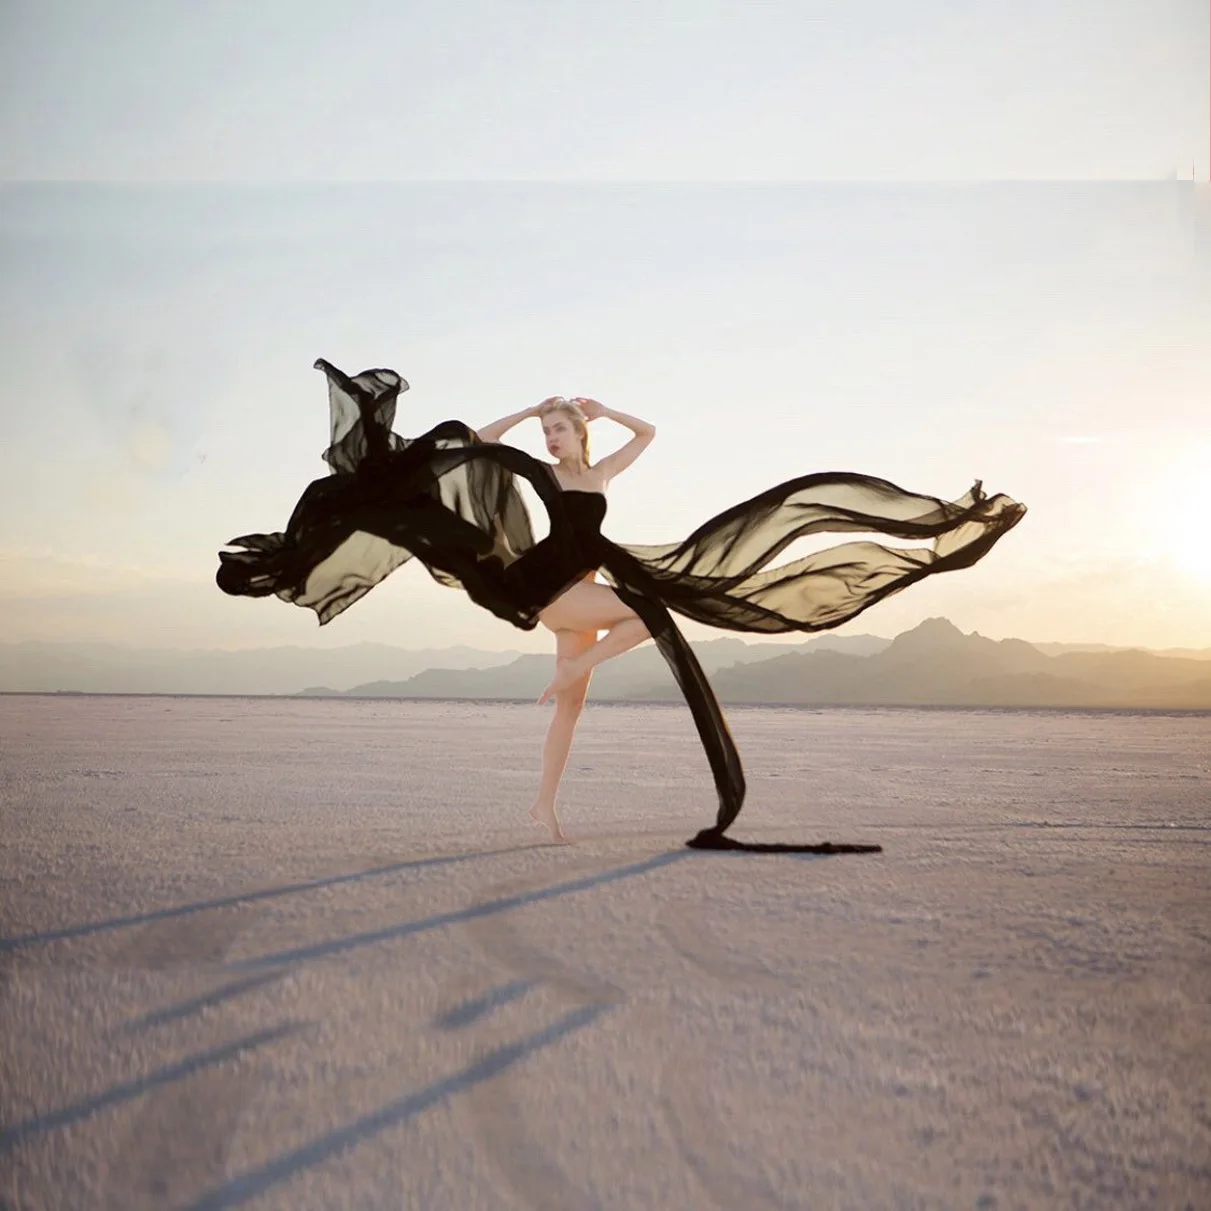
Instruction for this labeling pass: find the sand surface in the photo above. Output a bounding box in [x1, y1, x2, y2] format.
[2, 695, 1209, 1210]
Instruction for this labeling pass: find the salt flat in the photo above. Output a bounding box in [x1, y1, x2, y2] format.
[2, 695, 1208, 1210]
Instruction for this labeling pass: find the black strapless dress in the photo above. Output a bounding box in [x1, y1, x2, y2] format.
[502, 483, 608, 612]
[217, 360, 1026, 848]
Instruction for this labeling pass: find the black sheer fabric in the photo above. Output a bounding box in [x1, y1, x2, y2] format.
[218, 360, 1026, 847]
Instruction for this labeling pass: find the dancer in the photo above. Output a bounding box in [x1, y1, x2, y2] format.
[217, 359, 1026, 848]
[476, 393, 655, 841]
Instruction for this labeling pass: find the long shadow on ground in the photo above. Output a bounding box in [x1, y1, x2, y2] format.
[181, 1005, 608, 1211]
[227, 841, 883, 972]
[0, 1025, 301, 1151]
[0, 844, 542, 953]
[228, 850, 694, 970]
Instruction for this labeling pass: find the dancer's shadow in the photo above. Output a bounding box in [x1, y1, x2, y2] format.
[3, 842, 885, 1199]
[3, 832, 883, 956]
[201, 840, 884, 1210]
[0, 843, 541, 953]
[224, 837, 884, 971]
[228, 850, 693, 970]
[0, 1024, 300, 1151]
[120, 970, 288, 1034]
[180, 1004, 609, 1211]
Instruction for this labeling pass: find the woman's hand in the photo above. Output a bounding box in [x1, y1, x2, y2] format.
[571, 397, 607, 421]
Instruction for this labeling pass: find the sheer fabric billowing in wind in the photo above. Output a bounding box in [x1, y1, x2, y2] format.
[218, 360, 1026, 846]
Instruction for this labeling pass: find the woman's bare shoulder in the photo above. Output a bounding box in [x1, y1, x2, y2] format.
[550, 465, 610, 494]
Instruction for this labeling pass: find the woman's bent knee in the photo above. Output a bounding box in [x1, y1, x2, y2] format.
[539, 582, 636, 632]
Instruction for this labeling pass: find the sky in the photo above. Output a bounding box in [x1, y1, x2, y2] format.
[1, 0, 1206, 182]
[1, 2, 1209, 654]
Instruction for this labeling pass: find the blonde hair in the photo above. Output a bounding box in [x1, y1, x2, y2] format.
[538, 398, 590, 467]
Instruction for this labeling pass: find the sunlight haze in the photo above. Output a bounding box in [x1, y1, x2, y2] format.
[1, 2, 1208, 653]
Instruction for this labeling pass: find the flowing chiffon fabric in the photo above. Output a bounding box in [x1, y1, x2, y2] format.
[217, 360, 1026, 846]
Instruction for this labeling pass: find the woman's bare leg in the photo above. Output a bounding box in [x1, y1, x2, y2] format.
[529, 628, 595, 842]
[536, 617, 650, 704]
[534, 581, 652, 705]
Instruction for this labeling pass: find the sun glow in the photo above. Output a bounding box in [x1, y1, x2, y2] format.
[1159, 463, 1211, 585]
[1165, 537, 1211, 585]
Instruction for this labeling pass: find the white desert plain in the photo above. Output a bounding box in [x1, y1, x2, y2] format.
[2, 694, 1208, 1210]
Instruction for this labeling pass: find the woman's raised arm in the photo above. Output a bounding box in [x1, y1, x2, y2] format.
[476, 401, 553, 443]
[575, 398, 656, 480]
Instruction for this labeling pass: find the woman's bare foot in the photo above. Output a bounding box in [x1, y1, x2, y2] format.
[528, 799, 572, 844]
[537, 657, 583, 705]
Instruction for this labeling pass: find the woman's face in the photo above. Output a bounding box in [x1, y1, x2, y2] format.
[542, 412, 579, 459]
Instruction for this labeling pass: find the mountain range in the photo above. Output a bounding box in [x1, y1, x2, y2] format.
[704, 618, 1211, 709]
[5, 621, 1209, 708]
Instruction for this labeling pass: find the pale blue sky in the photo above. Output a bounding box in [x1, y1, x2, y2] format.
[0, 0, 1206, 182]
[2, 3, 1209, 652]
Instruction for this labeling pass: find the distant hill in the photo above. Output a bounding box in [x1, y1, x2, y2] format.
[0, 633, 884, 697]
[1032, 641, 1211, 660]
[319, 634, 886, 699]
[295, 620, 1211, 709]
[702, 618, 1211, 709]
[3, 625, 1209, 706]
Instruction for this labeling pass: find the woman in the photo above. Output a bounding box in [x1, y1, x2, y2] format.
[476, 393, 657, 842]
[217, 359, 1026, 848]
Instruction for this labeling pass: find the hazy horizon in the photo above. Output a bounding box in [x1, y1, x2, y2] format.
[4, 616, 1211, 657]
